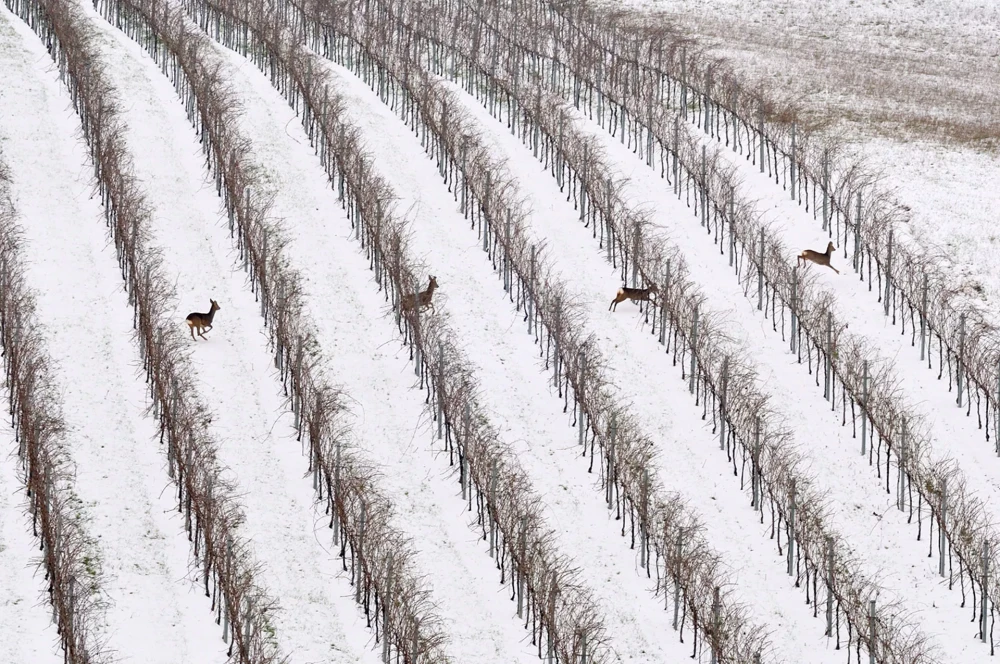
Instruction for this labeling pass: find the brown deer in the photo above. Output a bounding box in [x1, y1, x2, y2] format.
[797, 241, 840, 274]
[185, 299, 221, 341]
[401, 276, 438, 314]
[609, 284, 658, 312]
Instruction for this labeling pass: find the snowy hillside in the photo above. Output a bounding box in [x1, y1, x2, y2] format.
[1, 0, 996, 662]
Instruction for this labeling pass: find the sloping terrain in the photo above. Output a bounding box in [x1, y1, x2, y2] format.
[1, 0, 996, 661]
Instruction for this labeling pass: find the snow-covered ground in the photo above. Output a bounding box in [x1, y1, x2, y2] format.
[861, 138, 1000, 308]
[573, 104, 986, 661]
[2, 0, 997, 660]
[446, 78, 987, 661]
[67, 7, 413, 662]
[0, 9, 226, 662]
[185, 36, 543, 663]
[684, 124, 1000, 510]
[0, 434, 62, 664]
[310, 58, 706, 663]
[632, 0, 1000, 140]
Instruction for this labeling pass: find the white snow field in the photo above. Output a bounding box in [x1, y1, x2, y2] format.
[305, 58, 705, 664]
[0, 28, 62, 664]
[62, 5, 418, 662]
[179, 36, 544, 663]
[1, 0, 997, 661]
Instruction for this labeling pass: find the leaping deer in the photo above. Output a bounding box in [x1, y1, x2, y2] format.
[609, 284, 658, 312]
[186, 299, 221, 341]
[401, 276, 438, 314]
[797, 241, 839, 274]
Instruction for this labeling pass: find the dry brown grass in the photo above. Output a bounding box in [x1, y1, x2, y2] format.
[649, 9, 1000, 150]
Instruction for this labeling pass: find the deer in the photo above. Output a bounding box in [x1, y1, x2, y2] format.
[797, 241, 840, 274]
[401, 276, 438, 315]
[609, 284, 658, 312]
[185, 299, 221, 341]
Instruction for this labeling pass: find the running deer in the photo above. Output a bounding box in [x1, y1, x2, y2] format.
[186, 299, 221, 341]
[401, 276, 438, 314]
[609, 284, 658, 312]
[797, 241, 840, 274]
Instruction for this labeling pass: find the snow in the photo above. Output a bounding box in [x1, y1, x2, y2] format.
[205, 38, 624, 662]
[557, 100, 983, 661]
[0, 21, 63, 663]
[861, 138, 1000, 310]
[441, 78, 988, 662]
[0, 429, 62, 664]
[307, 59, 702, 663]
[686, 123, 1000, 517]
[66, 7, 393, 662]
[621, 0, 1000, 315]
[160, 29, 550, 662]
[1, 0, 996, 660]
[0, 8, 227, 663]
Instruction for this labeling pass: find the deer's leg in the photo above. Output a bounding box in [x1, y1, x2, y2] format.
[188, 322, 197, 341]
[830, 265, 840, 275]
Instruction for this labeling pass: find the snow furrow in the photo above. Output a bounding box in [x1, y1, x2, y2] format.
[437, 76, 964, 661]
[0, 9, 225, 662]
[0, 23, 63, 662]
[0, 432, 62, 664]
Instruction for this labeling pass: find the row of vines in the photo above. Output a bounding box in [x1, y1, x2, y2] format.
[91, 0, 458, 660]
[0, 148, 107, 661]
